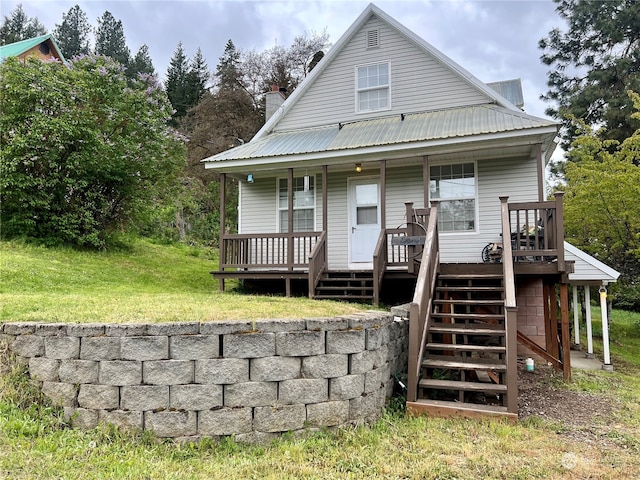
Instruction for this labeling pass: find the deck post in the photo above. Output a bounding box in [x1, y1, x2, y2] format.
[560, 282, 571, 380]
[405, 202, 415, 274]
[219, 173, 226, 292]
[407, 302, 420, 402]
[573, 285, 580, 346]
[505, 306, 518, 413]
[554, 192, 565, 272]
[286, 168, 294, 297]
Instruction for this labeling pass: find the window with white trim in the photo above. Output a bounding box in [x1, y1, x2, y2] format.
[429, 162, 477, 232]
[356, 62, 390, 112]
[278, 176, 315, 232]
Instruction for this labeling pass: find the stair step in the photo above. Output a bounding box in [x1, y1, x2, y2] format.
[407, 399, 515, 420]
[439, 274, 503, 280]
[431, 312, 505, 320]
[316, 285, 373, 291]
[437, 286, 504, 292]
[434, 299, 504, 305]
[430, 323, 505, 335]
[422, 358, 506, 371]
[313, 295, 373, 300]
[418, 379, 507, 393]
[425, 343, 506, 353]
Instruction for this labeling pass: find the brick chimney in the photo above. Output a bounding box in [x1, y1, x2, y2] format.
[265, 84, 286, 122]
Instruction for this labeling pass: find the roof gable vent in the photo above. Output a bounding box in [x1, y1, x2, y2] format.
[366, 29, 379, 49]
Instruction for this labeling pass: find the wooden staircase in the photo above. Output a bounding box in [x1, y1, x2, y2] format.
[407, 266, 518, 420]
[313, 270, 374, 302]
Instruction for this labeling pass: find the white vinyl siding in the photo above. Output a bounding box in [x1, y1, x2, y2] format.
[276, 16, 490, 132]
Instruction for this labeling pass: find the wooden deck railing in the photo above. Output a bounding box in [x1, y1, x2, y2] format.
[220, 231, 323, 270]
[500, 196, 518, 414]
[505, 192, 566, 272]
[407, 202, 439, 403]
[308, 231, 327, 299]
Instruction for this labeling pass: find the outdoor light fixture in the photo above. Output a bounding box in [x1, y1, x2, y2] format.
[355, 163, 362, 173]
[247, 173, 254, 183]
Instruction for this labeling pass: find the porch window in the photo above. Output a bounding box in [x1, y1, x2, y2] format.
[356, 62, 390, 112]
[278, 176, 315, 232]
[429, 162, 476, 232]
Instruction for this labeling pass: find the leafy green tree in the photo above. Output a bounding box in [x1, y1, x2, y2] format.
[540, 0, 640, 152]
[130, 44, 155, 76]
[0, 4, 46, 45]
[0, 55, 186, 248]
[94, 11, 130, 67]
[564, 91, 640, 310]
[53, 4, 91, 58]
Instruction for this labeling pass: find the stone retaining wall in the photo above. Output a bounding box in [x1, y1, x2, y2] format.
[1, 311, 408, 443]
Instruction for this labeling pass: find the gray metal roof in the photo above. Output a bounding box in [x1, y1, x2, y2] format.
[203, 104, 557, 163]
[487, 79, 525, 109]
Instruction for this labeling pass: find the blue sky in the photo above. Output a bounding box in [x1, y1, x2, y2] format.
[2, 0, 565, 121]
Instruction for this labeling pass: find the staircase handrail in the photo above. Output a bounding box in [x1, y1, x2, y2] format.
[307, 231, 327, 299]
[372, 228, 389, 306]
[407, 202, 439, 402]
[500, 196, 518, 413]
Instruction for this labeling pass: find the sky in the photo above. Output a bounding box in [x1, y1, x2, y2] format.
[1, 0, 566, 123]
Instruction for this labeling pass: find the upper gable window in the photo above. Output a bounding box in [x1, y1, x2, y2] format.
[356, 62, 390, 113]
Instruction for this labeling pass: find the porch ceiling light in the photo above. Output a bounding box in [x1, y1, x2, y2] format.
[247, 173, 254, 183]
[355, 163, 362, 173]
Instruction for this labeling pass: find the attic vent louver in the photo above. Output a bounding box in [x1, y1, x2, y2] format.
[366, 29, 379, 48]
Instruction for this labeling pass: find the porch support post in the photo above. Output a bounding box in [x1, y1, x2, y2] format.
[585, 286, 594, 358]
[573, 284, 580, 346]
[219, 173, 226, 292]
[380, 160, 386, 229]
[560, 283, 571, 381]
[422, 156, 429, 207]
[599, 285, 613, 371]
[535, 143, 544, 201]
[286, 167, 293, 297]
[554, 192, 565, 272]
[322, 165, 328, 232]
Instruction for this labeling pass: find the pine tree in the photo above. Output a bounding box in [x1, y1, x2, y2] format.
[165, 42, 190, 121]
[185, 47, 209, 107]
[130, 44, 155, 77]
[94, 11, 130, 67]
[215, 39, 243, 91]
[540, 0, 640, 152]
[53, 4, 91, 58]
[0, 4, 46, 45]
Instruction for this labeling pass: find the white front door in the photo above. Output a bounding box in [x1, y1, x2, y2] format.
[349, 178, 380, 265]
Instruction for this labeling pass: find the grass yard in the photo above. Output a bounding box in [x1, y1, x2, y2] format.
[0, 238, 370, 323]
[1, 238, 639, 479]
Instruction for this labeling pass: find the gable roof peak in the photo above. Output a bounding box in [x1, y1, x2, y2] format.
[253, 3, 524, 142]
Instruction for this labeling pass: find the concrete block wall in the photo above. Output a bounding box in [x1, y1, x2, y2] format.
[1, 311, 408, 442]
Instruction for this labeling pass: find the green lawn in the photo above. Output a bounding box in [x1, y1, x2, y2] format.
[1, 238, 639, 479]
[0, 238, 370, 323]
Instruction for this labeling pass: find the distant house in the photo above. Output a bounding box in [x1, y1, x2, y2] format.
[202, 3, 619, 419]
[0, 33, 65, 63]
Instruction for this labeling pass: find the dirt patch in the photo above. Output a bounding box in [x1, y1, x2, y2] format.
[517, 360, 627, 449]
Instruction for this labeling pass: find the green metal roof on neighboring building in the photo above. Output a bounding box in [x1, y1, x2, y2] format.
[0, 34, 65, 62]
[204, 104, 558, 163]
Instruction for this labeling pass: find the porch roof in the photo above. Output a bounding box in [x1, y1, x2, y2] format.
[565, 242, 620, 284]
[202, 104, 558, 165]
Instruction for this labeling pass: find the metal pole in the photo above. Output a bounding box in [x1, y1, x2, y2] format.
[600, 285, 613, 371]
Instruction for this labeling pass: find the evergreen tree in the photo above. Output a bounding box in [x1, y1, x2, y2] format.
[540, 0, 640, 152]
[165, 42, 190, 121]
[53, 4, 91, 58]
[0, 4, 46, 45]
[94, 11, 130, 67]
[130, 44, 155, 77]
[185, 47, 209, 107]
[215, 39, 243, 91]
